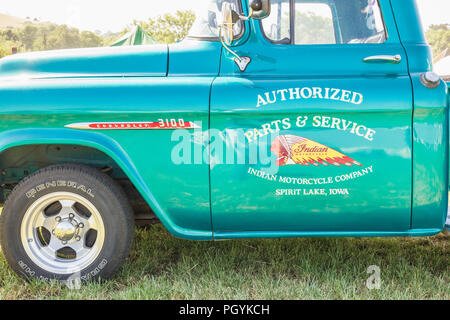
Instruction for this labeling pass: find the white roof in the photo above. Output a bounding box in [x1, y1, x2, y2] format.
[434, 56, 450, 76]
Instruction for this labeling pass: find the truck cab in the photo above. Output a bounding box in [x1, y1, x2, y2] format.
[0, 0, 447, 282]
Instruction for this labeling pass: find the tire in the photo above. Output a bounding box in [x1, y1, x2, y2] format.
[0, 164, 134, 282]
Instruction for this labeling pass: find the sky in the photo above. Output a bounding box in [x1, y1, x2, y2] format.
[0, 0, 449, 33]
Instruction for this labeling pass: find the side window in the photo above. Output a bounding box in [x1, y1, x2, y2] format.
[261, 0, 387, 45]
[261, 0, 291, 44]
[294, 3, 336, 44]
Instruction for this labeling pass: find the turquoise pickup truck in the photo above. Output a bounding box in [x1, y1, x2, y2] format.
[0, 0, 448, 282]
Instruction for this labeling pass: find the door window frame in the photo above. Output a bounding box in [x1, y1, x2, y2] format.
[260, 0, 388, 45]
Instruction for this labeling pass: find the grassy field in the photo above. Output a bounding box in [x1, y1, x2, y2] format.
[0, 224, 448, 300]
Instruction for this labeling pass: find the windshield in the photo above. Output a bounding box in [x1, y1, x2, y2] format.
[188, 0, 243, 40]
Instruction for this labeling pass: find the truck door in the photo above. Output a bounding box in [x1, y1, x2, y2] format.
[210, 0, 413, 236]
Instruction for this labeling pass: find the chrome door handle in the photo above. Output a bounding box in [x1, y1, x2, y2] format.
[363, 54, 402, 64]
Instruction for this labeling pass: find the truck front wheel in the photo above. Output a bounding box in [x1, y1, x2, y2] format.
[0, 164, 134, 282]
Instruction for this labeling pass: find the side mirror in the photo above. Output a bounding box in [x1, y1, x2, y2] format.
[221, 2, 239, 46]
[219, 0, 272, 72]
[220, 0, 272, 45]
[249, 0, 271, 20]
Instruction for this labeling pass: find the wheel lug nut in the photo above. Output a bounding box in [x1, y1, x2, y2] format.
[76, 236, 81, 241]
[69, 214, 75, 219]
[78, 223, 84, 228]
[52, 230, 55, 235]
[55, 216, 61, 222]
[62, 241, 67, 245]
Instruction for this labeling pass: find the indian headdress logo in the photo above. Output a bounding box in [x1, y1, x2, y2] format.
[271, 135, 363, 167]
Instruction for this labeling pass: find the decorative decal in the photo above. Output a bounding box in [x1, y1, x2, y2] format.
[256, 87, 364, 108]
[244, 115, 376, 143]
[271, 135, 363, 167]
[65, 119, 200, 130]
[242, 114, 375, 198]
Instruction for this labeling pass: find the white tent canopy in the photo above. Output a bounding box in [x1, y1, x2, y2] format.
[434, 56, 450, 77]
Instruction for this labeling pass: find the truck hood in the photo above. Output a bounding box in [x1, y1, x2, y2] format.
[0, 44, 168, 79]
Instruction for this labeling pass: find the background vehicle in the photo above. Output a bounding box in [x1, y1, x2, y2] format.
[0, 0, 448, 281]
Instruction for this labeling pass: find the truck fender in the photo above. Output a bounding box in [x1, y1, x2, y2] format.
[0, 128, 210, 239]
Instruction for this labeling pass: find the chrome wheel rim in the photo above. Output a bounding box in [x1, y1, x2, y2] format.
[21, 192, 105, 275]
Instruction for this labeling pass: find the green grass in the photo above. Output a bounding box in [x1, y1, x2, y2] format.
[0, 224, 448, 300]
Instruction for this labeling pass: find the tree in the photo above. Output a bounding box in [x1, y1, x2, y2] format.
[1, 29, 19, 42]
[18, 24, 39, 50]
[0, 29, 21, 58]
[80, 31, 104, 48]
[44, 25, 82, 50]
[0, 10, 194, 57]
[131, 10, 195, 44]
[295, 11, 335, 44]
[30, 23, 57, 51]
[426, 24, 450, 58]
[0, 40, 19, 58]
[31, 24, 103, 51]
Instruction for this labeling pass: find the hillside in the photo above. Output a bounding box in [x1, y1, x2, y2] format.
[0, 13, 32, 29]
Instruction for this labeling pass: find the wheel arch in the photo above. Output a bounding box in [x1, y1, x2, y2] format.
[0, 128, 202, 239]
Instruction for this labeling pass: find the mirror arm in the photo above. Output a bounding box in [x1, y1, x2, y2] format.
[236, 8, 254, 21]
[219, 26, 242, 62]
[219, 7, 255, 62]
[218, 26, 252, 72]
